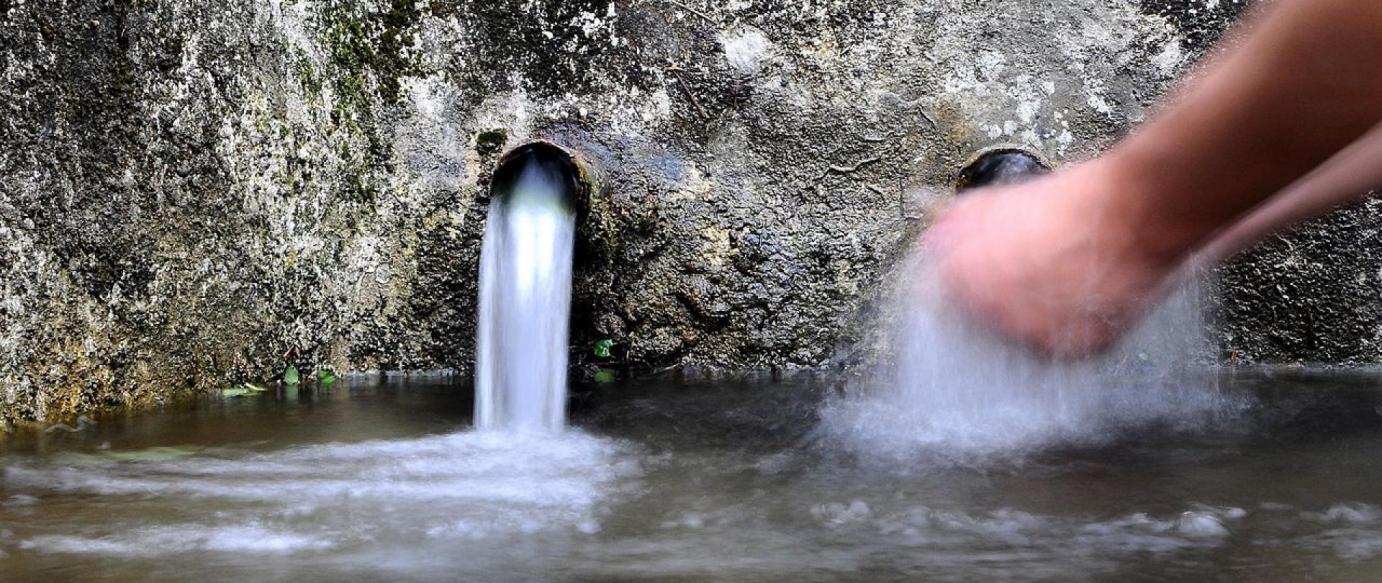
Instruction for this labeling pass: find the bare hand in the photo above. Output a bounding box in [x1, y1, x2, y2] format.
[925, 161, 1180, 358]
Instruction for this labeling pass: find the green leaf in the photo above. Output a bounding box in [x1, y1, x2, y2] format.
[593, 339, 614, 359]
[320, 369, 337, 386]
[593, 369, 617, 384]
[284, 365, 301, 385]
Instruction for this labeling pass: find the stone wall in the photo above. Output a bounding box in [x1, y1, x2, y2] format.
[2, 0, 1375, 428]
[1215, 197, 1382, 364]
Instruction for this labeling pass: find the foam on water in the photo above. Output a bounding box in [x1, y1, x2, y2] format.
[475, 154, 576, 432]
[22, 526, 334, 556]
[4, 430, 638, 556]
[1303, 503, 1382, 560]
[822, 252, 1246, 462]
[582, 497, 1382, 581]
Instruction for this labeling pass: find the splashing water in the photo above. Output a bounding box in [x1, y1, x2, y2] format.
[822, 251, 1245, 462]
[4, 430, 637, 557]
[475, 151, 577, 432]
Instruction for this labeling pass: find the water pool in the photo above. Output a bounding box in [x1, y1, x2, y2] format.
[3, 368, 1382, 582]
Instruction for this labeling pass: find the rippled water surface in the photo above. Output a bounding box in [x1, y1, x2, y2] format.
[5, 369, 1382, 582]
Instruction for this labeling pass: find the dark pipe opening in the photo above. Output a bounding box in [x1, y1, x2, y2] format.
[955, 146, 1052, 192]
[488, 140, 612, 384]
[490, 141, 587, 213]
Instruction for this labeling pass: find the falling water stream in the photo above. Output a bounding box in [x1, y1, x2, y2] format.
[475, 146, 578, 432]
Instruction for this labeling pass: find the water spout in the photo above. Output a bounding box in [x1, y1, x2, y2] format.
[475, 142, 584, 433]
[954, 145, 1051, 192]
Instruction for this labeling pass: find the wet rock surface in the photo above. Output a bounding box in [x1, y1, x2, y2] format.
[1214, 197, 1382, 364]
[0, 0, 1375, 426]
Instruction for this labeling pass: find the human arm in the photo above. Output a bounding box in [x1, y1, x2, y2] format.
[929, 0, 1382, 357]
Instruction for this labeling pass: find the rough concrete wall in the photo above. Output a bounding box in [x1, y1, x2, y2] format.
[1215, 197, 1382, 364]
[1, 0, 1362, 427]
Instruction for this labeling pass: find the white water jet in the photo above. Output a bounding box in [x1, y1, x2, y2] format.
[823, 251, 1244, 462]
[475, 149, 577, 432]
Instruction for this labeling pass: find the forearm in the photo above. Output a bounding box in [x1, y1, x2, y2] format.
[1196, 122, 1382, 263]
[1100, 0, 1382, 264]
